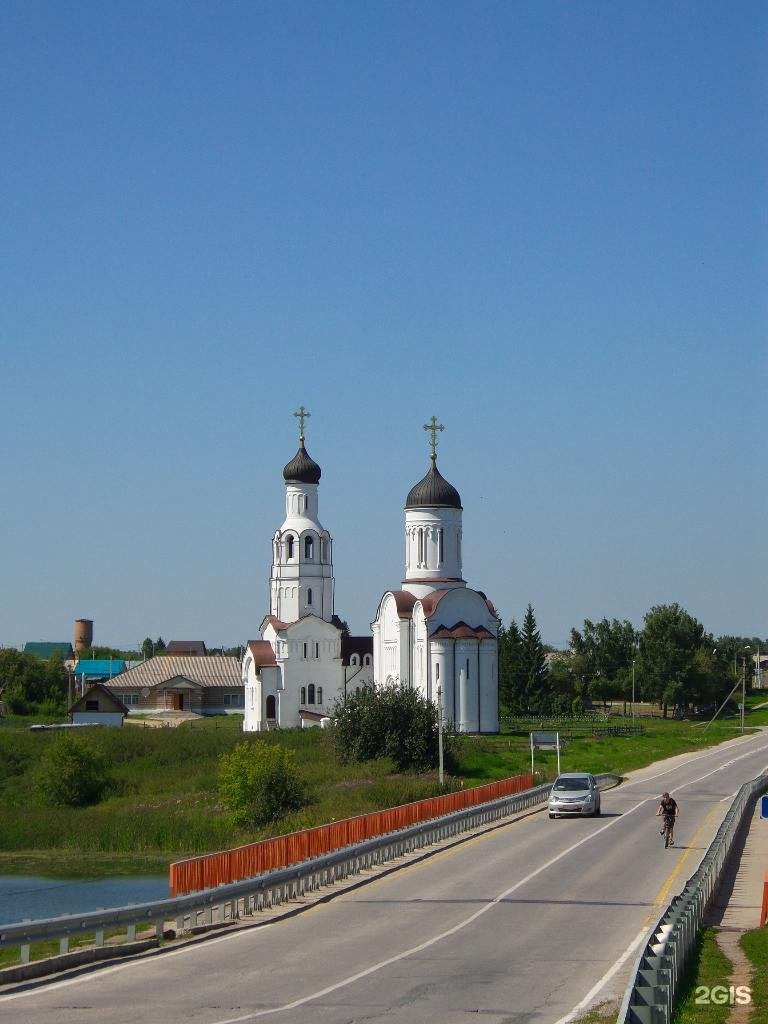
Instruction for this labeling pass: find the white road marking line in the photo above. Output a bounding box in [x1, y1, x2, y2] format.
[2, 740, 764, 1017]
[551, 928, 648, 1024]
[619, 737, 768, 790]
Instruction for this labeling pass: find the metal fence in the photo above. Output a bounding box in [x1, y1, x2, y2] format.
[618, 772, 768, 1024]
[0, 773, 619, 976]
[170, 773, 536, 896]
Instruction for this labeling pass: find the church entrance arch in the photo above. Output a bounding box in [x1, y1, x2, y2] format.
[266, 694, 276, 721]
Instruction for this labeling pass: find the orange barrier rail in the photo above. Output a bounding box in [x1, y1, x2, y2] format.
[170, 773, 535, 896]
[761, 870, 768, 927]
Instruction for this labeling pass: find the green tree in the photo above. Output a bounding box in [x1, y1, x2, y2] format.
[520, 605, 548, 713]
[332, 685, 448, 772]
[569, 617, 637, 712]
[35, 734, 110, 807]
[218, 741, 306, 827]
[141, 638, 155, 659]
[637, 604, 712, 716]
[498, 619, 524, 713]
[0, 649, 67, 714]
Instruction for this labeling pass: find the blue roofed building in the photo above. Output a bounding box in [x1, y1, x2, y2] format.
[71, 659, 127, 685]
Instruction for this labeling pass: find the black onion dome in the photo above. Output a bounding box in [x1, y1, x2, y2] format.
[405, 459, 461, 509]
[282, 442, 321, 484]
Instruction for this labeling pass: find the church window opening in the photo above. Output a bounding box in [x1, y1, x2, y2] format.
[314, 642, 319, 658]
[304, 536, 314, 559]
[435, 662, 440, 680]
[303, 643, 308, 659]
[364, 654, 371, 666]
[307, 587, 312, 606]
[466, 658, 470, 679]
[308, 683, 315, 704]
[355, 686, 361, 696]
[417, 528, 423, 567]
[266, 695, 276, 719]
[351, 653, 359, 667]
[301, 686, 306, 704]
[317, 686, 323, 704]
[286, 535, 294, 559]
[438, 528, 444, 565]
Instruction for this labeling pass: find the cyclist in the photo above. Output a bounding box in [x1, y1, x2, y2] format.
[656, 792, 679, 846]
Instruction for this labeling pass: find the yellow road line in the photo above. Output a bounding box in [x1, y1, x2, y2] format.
[642, 802, 723, 927]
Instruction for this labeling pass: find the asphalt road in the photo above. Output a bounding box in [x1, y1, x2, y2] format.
[3, 729, 767, 1024]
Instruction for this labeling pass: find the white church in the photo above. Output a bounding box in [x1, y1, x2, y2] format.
[242, 408, 374, 731]
[243, 410, 499, 734]
[371, 417, 500, 733]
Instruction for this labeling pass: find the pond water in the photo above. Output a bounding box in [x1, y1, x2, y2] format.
[0, 875, 169, 925]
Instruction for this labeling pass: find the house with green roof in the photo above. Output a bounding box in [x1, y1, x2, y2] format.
[23, 642, 74, 661]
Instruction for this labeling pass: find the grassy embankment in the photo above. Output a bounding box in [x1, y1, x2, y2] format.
[671, 926, 768, 1024]
[0, 697, 764, 880]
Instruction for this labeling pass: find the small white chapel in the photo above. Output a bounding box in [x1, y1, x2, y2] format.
[242, 408, 373, 731]
[371, 417, 500, 733]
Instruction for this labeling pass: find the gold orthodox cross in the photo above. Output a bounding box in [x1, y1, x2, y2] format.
[294, 405, 310, 442]
[423, 415, 444, 460]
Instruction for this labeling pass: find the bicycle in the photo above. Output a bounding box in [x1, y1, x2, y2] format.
[660, 815, 675, 848]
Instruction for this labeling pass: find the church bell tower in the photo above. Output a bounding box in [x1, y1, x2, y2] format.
[269, 406, 335, 623]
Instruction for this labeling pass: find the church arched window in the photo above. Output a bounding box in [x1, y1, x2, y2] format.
[286, 535, 294, 559]
[308, 683, 315, 704]
[364, 654, 371, 666]
[307, 587, 313, 606]
[300, 686, 306, 704]
[317, 687, 323, 704]
[438, 528, 444, 565]
[351, 653, 359, 667]
[304, 536, 314, 560]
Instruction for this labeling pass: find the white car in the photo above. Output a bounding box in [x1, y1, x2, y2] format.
[548, 772, 601, 818]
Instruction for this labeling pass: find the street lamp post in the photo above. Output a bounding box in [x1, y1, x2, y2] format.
[756, 645, 762, 690]
[437, 685, 444, 787]
[742, 646, 751, 734]
[631, 657, 636, 723]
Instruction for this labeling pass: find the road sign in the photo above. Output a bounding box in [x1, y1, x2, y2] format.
[530, 731, 561, 776]
[761, 795, 768, 819]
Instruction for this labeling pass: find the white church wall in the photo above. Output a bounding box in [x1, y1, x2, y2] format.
[404, 506, 463, 592]
[479, 643, 499, 733]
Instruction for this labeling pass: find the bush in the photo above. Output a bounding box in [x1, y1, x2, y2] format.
[35, 733, 111, 807]
[218, 741, 307, 827]
[332, 686, 450, 772]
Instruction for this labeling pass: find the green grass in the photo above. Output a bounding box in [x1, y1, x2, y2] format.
[672, 928, 733, 1024]
[740, 928, 768, 1023]
[454, 714, 747, 785]
[0, 709, 762, 879]
[0, 928, 128, 970]
[570, 1003, 618, 1024]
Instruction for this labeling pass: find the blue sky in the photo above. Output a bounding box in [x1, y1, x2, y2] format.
[2, 2, 766, 651]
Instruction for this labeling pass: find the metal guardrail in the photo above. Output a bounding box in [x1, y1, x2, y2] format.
[618, 771, 768, 1024]
[0, 774, 618, 971]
